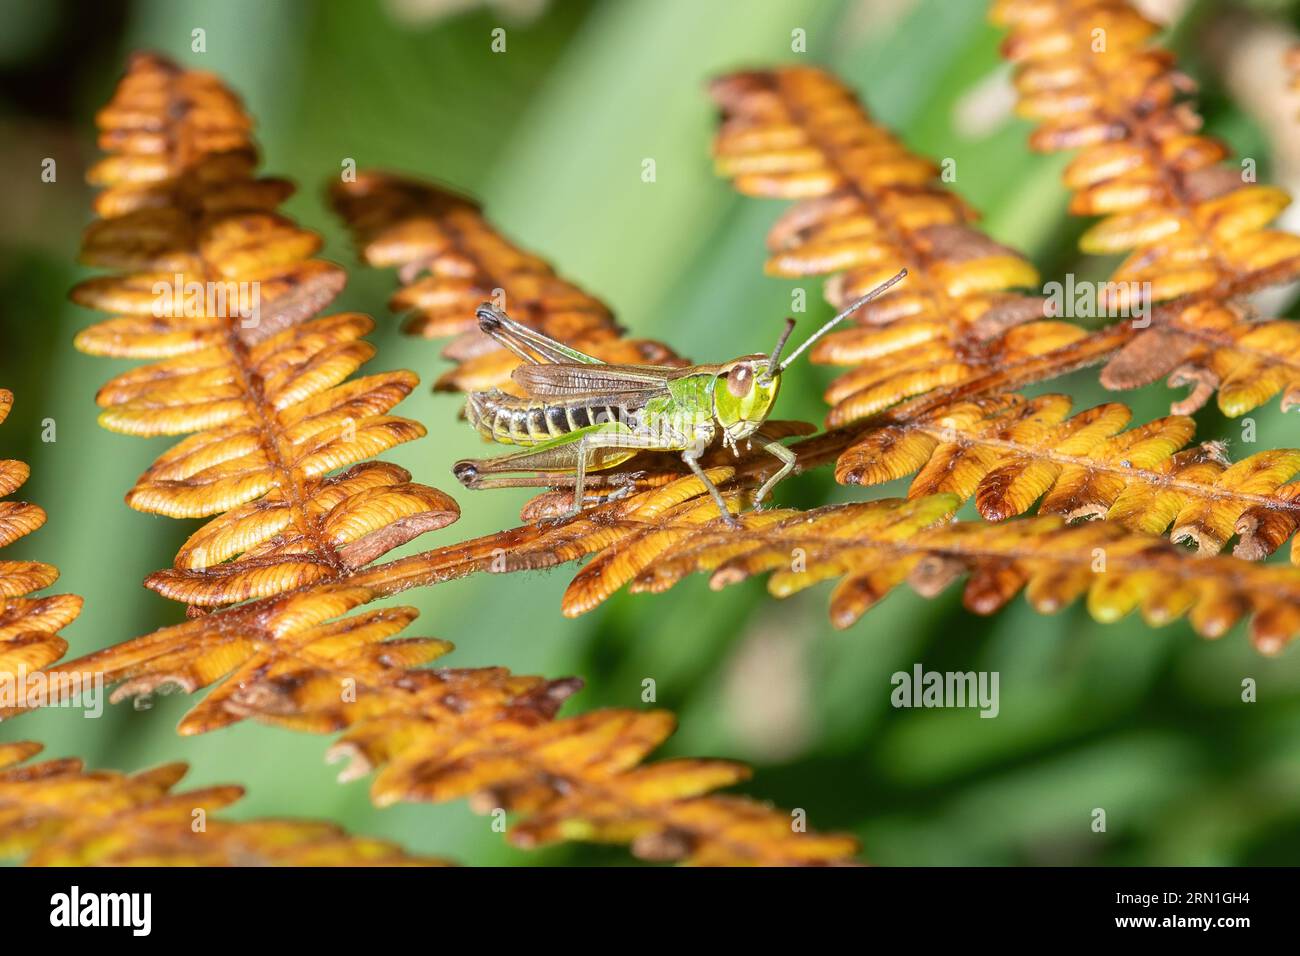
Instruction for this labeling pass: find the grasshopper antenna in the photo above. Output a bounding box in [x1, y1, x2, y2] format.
[764, 318, 797, 378]
[772, 267, 908, 375]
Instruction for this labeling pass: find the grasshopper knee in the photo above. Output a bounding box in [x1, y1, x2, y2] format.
[452, 460, 480, 486]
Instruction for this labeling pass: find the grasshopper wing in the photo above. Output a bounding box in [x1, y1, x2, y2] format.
[480, 303, 680, 400]
[511, 362, 677, 399]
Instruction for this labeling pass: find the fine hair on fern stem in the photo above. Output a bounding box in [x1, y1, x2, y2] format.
[760, 266, 908, 384]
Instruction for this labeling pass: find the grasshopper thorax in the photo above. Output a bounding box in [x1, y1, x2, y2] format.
[713, 355, 779, 442]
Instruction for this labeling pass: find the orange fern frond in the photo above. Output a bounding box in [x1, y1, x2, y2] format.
[0, 741, 443, 865]
[42, 563, 857, 865]
[0, 389, 82, 678]
[39, 45, 1300, 872]
[46, 51, 860, 868]
[708, 66, 1091, 427]
[992, 0, 1300, 414]
[834, 390, 1300, 561]
[69, 53, 459, 609]
[330, 171, 682, 395]
[28, 446, 1300, 864]
[706, 63, 1300, 561]
[44, 463, 1300, 754]
[545, 482, 1300, 655]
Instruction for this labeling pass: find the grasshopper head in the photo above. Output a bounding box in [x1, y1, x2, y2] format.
[712, 268, 911, 445]
[714, 355, 779, 441]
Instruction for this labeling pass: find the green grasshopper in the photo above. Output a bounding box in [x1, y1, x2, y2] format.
[453, 268, 908, 528]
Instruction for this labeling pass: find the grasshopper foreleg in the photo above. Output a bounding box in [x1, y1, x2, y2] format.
[753, 437, 797, 508]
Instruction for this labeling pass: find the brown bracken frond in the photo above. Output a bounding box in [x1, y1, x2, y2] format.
[28, 422, 1300, 862]
[330, 170, 682, 395]
[992, 0, 1300, 414]
[0, 389, 82, 679]
[835, 391, 1300, 561]
[44, 47, 1300, 867]
[47, 51, 858, 868]
[541, 480, 1300, 655]
[41, 563, 857, 865]
[69, 53, 459, 609]
[0, 741, 443, 865]
[708, 66, 1091, 427]
[707, 63, 1300, 562]
[44, 461, 1300, 861]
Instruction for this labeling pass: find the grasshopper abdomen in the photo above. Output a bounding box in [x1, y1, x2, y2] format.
[466, 389, 637, 446]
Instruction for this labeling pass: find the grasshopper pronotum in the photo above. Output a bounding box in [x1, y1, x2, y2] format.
[453, 268, 908, 528]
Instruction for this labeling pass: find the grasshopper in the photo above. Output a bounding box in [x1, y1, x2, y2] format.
[453, 268, 908, 528]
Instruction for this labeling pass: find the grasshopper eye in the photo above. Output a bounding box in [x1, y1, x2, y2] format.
[726, 364, 754, 398]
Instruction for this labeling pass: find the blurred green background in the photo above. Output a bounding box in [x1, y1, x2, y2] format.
[3, 0, 1300, 865]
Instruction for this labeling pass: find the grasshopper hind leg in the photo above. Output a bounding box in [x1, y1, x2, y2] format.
[453, 425, 651, 524]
